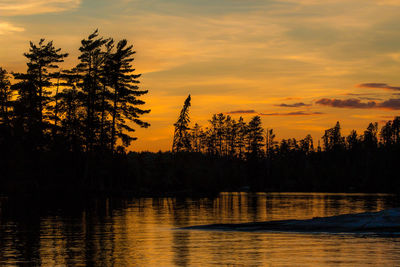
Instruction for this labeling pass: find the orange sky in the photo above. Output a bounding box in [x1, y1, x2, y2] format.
[1, 0, 400, 151]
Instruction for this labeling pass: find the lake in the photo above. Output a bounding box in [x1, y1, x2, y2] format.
[0, 193, 399, 266]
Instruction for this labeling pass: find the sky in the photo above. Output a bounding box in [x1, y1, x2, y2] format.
[1, 0, 400, 151]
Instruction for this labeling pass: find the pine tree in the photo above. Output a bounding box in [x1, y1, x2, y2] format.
[172, 94, 191, 152]
[56, 69, 85, 152]
[106, 39, 150, 153]
[0, 68, 12, 128]
[380, 118, 400, 146]
[246, 115, 264, 157]
[23, 39, 68, 127]
[346, 130, 359, 150]
[76, 30, 110, 152]
[299, 134, 313, 154]
[362, 122, 378, 149]
[322, 121, 344, 151]
[236, 116, 247, 158]
[265, 128, 276, 157]
[225, 116, 237, 157]
[12, 39, 68, 149]
[191, 123, 202, 152]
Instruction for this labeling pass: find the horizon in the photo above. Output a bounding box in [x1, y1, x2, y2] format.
[1, 0, 400, 152]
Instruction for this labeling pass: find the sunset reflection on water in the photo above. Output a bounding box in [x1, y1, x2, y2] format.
[0, 193, 399, 266]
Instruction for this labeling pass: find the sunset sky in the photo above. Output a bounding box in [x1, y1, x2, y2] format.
[1, 0, 400, 151]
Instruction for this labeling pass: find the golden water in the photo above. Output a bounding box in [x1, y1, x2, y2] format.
[0, 193, 399, 266]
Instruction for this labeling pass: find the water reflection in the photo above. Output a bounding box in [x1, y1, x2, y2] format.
[0, 193, 399, 266]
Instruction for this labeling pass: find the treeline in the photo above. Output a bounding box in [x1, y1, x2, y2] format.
[166, 95, 400, 194]
[1, 34, 400, 195]
[0, 30, 149, 157]
[124, 114, 400, 194]
[172, 96, 400, 158]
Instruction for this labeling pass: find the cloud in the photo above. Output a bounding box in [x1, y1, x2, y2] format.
[225, 109, 257, 114]
[342, 93, 382, 100]
[282, 97, 303, 101]
[316, 98, 400, 110]
[379, 98, 400, 110]
[316, 98, 377, 108]
[275, 102, 311, 107]
[259, 111, 323, 116]
[0, 0, 81, 16]
[226, 109, 323, 116]
[357, 83, 400, 91]
[0, 22, 24, 35]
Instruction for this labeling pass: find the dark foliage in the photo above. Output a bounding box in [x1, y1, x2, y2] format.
[1, 33, 399, 196]
[0, 31, 151, 195]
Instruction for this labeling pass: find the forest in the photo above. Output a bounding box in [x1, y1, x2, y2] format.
[1, 31, 399, 196]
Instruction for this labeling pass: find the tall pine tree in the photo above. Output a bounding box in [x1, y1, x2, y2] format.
[172, 94, 192, 152]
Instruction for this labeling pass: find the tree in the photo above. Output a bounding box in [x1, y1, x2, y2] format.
[346, 130, 359, 150]
[76, 30, 110, 152]
[225, 116, 237, 157]
[380, 117, 400, 146]
[0, 67, 14, 151]
[12, 39, 68, 149]
[56, 69, 85, 152]
[236, 116, 247, 158]
[207, 115, 218, 155]
[0, 68, 12, 128]
[265, 128, 276, 157]
[106, 39, 150, 153]
[24, 39, 68, 127]
[190, 123, 203, 152]
[246, 115, 264, 157]
[172, 94, 192, 152]
[322, 121, 344, 151]
[362, 122, 378, 149]
[299, 134, 314, 154]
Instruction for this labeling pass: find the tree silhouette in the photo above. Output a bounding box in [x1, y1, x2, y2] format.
[56, 69, 85, 152]
[362, 122, 378, 149]
[246, 115, 264, 157]
[0, 68, 12, 128]
[346, 130, 359, 150]
[299, 134, 313, 154]
[265, 128, 276, 157]
[190, 123, 202, 152]
[76, 30, 110, 152]
[106, 39, 150, 153]
[380, 117, 400, 145]
[225, 116, 237, 157]
[235, 116, 247, 158]
[172, 94, 192, 152]
[12, 39, 68, 150]
[322, 121, 344, 151]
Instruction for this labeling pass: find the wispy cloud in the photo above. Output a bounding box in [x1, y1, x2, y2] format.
[0, 22, 24, 35]
[282, 97, 303, 101]
[226, 109, 323, 116]
[379, 98, 400, 110]
[316, 98, 377, 108]
[225, 110, 257, 114]
[275, 102, 311, 107]
[316, 98, 400, 110]
[357, 83, 400, 91]
[0, 0, 81, 16]
[260, 111, 323, 116]
[342, 93, 382, 100]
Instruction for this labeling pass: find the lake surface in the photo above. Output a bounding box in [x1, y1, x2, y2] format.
[0, 193, 399, 266]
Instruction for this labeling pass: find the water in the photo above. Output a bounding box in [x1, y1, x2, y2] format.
[0, 193, 399, 266]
